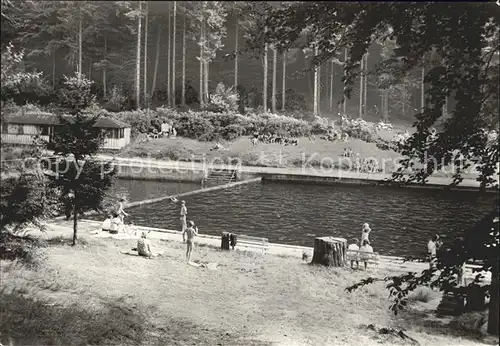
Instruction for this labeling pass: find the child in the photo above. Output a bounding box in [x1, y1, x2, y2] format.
[361, 223, 371, 245]
[182, 220, 198, 262]
[180, 201, 187, 232]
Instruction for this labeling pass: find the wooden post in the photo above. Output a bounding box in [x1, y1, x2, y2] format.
[311, 237, 347, 267]
[221, 232, 230, 250]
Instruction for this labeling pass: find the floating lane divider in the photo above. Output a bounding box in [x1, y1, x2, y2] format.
[125, 177, 262, 208]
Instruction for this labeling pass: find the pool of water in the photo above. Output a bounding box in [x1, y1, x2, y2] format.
[105, 180, 200, 203]
[105, 180, 496, 257]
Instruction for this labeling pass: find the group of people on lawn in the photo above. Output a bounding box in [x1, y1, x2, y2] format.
[100, 201, 438, 273]
[101, 198, 198, 262]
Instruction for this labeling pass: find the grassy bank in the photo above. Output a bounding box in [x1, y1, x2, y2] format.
[118, 136, 478, 179]
[0, 226, 493, 346]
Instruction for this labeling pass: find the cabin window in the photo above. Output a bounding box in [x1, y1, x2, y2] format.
[39, 125, 50, 136]
[105, 128, 120, 139]
[16, 125, 24, 135]
[119, 128, 124, 139]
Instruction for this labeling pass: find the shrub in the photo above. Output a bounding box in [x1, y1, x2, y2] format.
[57, 74, 96, 114]
[174, 81, 199, 106]
[342, 118, 377, 142]
[406, 286, 439, 303]
[203, 83, 239, 113]
[449, 311, 488, 336]
[105, 85, 129, 112]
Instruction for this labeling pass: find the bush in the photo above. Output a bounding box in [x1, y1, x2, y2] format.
[342, 118, 377, 142]
[104, 85, 129, 112]
[203, 83, 239, 113]
[57, 74, 96, 114]
[174, 81, 200, 106]
[406, 286, 439, 303]
[100, 105, 312, 141]
[449, 311, 488, 336]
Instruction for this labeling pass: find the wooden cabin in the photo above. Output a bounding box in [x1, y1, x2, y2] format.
[1, 112, 131, 150]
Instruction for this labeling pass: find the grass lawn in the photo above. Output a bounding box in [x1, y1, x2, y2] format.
[118, 134, 478, 179]
[1, 229, 494, 346]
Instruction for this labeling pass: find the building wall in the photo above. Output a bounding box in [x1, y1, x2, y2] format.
[2, 124, 132, 150]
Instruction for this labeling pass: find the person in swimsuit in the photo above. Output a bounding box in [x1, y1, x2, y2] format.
[361, 223, 371, 245]
[182, 220, 198, 262]
[180, 200, 187, 232]
[117, 197, 129, 223]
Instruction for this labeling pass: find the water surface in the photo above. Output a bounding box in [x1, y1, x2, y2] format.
[113, 180, 494, 257]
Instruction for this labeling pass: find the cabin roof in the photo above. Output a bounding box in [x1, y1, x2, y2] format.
[3, 112, 130, 129]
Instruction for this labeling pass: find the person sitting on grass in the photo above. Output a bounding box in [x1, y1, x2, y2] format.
[101, 213, 112, 232]
[109, 212, 121, 234]
[182, 220, 198, 263]
[347, 238, 360, 269]
[137, 232, 153, 258]
[359, 240, 374, 270]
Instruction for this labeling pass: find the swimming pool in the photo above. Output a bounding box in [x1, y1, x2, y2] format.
[108, 179, 495, 257]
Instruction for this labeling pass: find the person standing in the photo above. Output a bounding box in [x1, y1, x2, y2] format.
[180, 200, 187, 232]
[117, 197, 129, 223]
[182, 220, 198, 262]
[427, 235, 440, 269]
[361, 223, 371, 245]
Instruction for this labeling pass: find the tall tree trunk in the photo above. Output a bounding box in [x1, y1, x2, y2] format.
[167, 2, 171, 107]
[52, 47, 56, 90]
[363, 54, 368, 117]
[234, 18, 238, 88]
[151, 24, 161, 97]
[199, 17, 204, 105]
[78, 17, 82, 79]
[103, 35, 107, 99]
[181, 9, 186, 105]
[329, 59, 334, 112]
[88, 58, 92, 79]
[421, 63, 425, 111]
[402, 87, 406, 118]
[343, 48, 347, 115]
[143, 1, 148, 108]
[204, 60, 209, 103]
[263, 26, 268, 112]
[135, 1, 142, 110]
[313, 45, 318, 116]
[281, 52, 286, 111]
[442, 96, 448, 117]
[172, 1, 176, 107]
[272, 47, 277, 113]
[318, 64, 321, 115]
[72, 201, 78, 246]
[359, 54, 364, 118]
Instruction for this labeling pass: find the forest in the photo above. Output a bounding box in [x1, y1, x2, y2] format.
[0, 0, 476, 123]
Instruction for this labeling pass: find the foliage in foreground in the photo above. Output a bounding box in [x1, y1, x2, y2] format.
[47, 74, 116, 245]
[260, 1, 499, 335]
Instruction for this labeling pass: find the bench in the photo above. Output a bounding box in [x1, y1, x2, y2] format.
[235, 234, 269, 253]
[347, 250, 379, 266]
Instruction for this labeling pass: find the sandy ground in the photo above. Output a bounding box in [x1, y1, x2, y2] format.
[1, 223, 495, 346]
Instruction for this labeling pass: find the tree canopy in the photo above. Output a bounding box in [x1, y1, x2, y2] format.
[262, 2, 499, 187]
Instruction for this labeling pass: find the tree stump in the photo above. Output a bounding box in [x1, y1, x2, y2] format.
[221, 232, 230, 251]
[311, 237, 347, 267]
